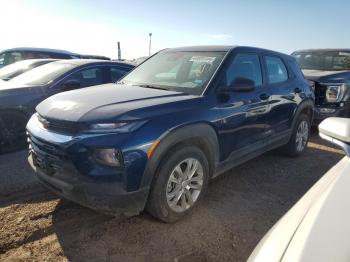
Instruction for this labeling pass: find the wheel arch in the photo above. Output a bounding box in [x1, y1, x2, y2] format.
[292, 99, 314, 129]
[141, 122, 220, 189]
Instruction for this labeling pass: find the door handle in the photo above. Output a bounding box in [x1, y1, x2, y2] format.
[294, 87, 302, 93]
[260, 93, 270, 100]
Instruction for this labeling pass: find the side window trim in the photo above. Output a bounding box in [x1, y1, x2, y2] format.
[258, 54, 267, 86]
[263, 55, 290, 85]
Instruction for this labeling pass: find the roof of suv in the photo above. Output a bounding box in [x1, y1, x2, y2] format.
[163, 45, 291, 59]
[0, 48, 111, 60]
[1, 47, 78, 55]
[294, 48, 350, 53]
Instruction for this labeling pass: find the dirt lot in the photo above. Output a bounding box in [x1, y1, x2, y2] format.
[0, 134, 344, 262]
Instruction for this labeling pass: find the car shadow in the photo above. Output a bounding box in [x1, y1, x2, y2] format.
[51, 133, 344, 262]
[0, 150, 55, 208]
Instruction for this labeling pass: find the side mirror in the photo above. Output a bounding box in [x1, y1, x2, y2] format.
[221, 77, 255, 92]
[63, 79, 81, 90]
[319, 117, 350, 156]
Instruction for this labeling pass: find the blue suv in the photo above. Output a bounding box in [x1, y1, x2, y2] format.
[27, 46, 314, 222]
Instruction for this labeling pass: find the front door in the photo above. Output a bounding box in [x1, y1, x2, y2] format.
[216, 53, 271, 160]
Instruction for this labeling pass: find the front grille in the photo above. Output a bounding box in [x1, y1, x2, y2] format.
[37, 115, 82, 135]
[28, 133, 66, 160]
[28, 133, 81, 184]
[314, 82, 327, 105]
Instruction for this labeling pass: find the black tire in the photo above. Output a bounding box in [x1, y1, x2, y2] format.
[0, 111, 28, 154]
[282, 114, 310, 157]
[146, 144, 210, 223]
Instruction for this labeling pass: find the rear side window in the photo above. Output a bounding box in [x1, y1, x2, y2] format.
[224, 53, 262, 87]
[265, 56, 288, 84]
[22, 52, 48, 59]
[110, 67, 128, 82]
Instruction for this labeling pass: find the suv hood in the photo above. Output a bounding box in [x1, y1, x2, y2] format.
[36, 84, 199, 122]
[302, 69, 350, 82]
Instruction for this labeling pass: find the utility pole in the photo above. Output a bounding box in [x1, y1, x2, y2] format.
[117, 42, 121, 60]
[149, 33, 152, 56]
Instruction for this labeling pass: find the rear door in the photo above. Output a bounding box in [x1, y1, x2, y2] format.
[263, 55, 300, 139]
[216, 52, 271, 160]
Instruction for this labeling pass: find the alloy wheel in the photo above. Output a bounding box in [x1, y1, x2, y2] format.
[296, 120, 309, 152]
[166, 158, 204, 213]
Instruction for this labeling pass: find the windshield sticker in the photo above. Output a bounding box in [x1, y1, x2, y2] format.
[189, 56, 216, 63]
[339, 52, 350, 56]
[194, 79, 203, 84]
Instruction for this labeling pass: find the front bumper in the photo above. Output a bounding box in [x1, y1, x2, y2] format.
[313, 104, 350, 125]
[26, 115, 151, 216]
[28, 153, 148, 215]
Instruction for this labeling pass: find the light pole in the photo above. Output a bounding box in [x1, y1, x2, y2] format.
[149, 33, 152, 56]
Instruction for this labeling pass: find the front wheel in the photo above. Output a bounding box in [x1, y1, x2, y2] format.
[282, 114, 310, 157]
[146, 145, 209, 223]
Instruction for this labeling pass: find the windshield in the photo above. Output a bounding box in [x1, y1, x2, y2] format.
[9, 62, 76, 86]
[0, 60, 39, 80]
[121, 51, 226, 95]
[293, 50, 350, 71]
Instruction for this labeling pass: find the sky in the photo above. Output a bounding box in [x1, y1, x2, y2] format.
[1, 0, 349, 60]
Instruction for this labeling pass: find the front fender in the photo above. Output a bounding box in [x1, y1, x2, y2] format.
[140, 122, 220, 189]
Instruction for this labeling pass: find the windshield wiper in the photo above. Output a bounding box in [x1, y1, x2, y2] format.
[137, 84, 169, 91]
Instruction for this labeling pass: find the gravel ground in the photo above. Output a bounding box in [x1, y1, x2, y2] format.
[0, 134, 344, 262]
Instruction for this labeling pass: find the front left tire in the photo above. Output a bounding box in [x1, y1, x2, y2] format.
[146, 145, 209, 223]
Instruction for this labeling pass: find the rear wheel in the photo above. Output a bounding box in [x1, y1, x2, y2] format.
[282, 114, 310, 157]
[146, 145, 209, 223]
[0, 111, 28, 153]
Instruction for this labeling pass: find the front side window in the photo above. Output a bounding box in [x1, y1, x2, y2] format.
[66, 67, 104, 88]
[121, 51, 226, 95]
[223, 53, 262, 87]
[293, 50, 350, 71]
[265, 56, 288, 84]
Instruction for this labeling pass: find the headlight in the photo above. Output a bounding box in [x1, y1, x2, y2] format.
[325, 84, 348, 103]
[86, 120, 147, 133]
